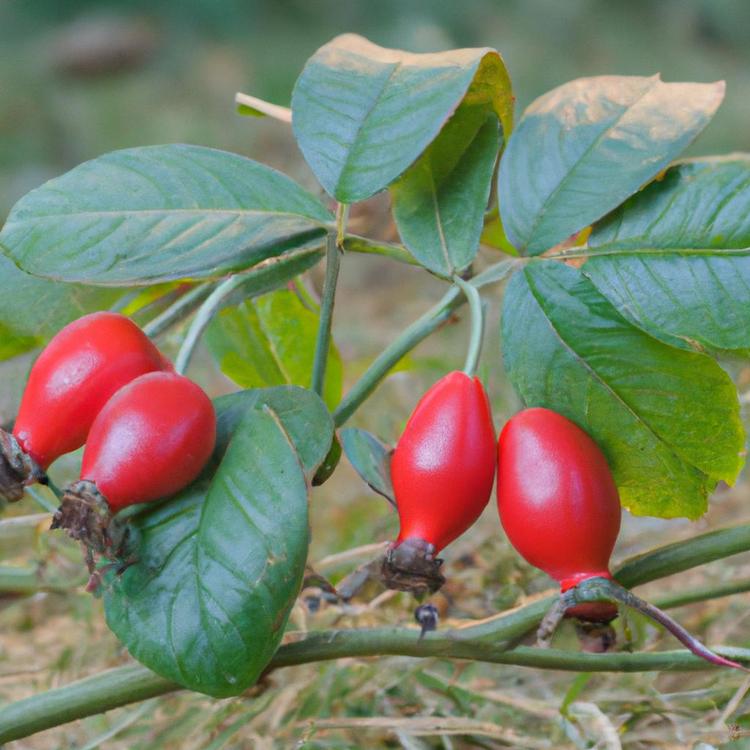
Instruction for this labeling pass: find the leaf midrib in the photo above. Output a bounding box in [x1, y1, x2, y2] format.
[523, 78, 658, 250]
[5, 208, 332, 223]
[522, 265, 704, 482]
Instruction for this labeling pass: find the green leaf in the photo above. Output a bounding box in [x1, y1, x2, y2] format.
[0, 253, 122, 348]
[502, 260, 743, 519]
[498, 76, 725, 255]
[206, 289, 343, 410]
[103, 386, 333, 697]
[291, 33, 512, 202]
[583, 156, 750, 356]
[0, 321, 40, 362]
[0, 144, 332, 286]
[340, 427, 394, 505]
[480, 209, 519, 256]
[391, 105, 500, 276]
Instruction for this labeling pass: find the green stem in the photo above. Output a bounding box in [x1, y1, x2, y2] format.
[452, 275, 484, 377]
[26, 486, 58, 513]
[343, 235, 417, 266]
[453, 522, 750, 644]
[655, 577, 750, 610]
[2, 637, 748, 743]
[294, 276, 321, 312]
[0, 665, 178, 743]
[568, 577, 748, 671]
[615, 522, 750, 588]
[4, 519, 748, 742]
[46, 477, 64, 500]
[0, 565, 74, 596]
[311, 229, 342, 397]
[332, 259, 519, 427]
[0, 565, 44, 595]
[108, 290, 142, 313]
[333, 286, 461, 427]
[335, 203, 349, 249]
[0, 513, 50, 559]
[142, 283, 214, 339]
[174, 276, 246, 375]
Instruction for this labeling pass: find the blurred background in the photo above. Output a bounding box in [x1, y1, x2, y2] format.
[2, 0, 750, 217]
[3, 1, 750, 747]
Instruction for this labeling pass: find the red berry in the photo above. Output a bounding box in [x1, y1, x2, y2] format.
[13, 311, 170, 470]
[393, 371, 497, 552]
[79, 371, 216, 512]
[497, 407, 621, 621]
[382, 371, 496, 595]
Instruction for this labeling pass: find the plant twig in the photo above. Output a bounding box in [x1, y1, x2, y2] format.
[655, 577, 750, 610]
[174, 276, 246, 375]
[26, 486, 58, 513]
[142, 283, 214, 339]
[235, 92, 292, 123]
[582, 578, 749, 671]
[342, 235, 416, 266]
[2, 640, 749, 743]
[332, 259, 519, 427]
[615, 523, 750, 588]
[333, 285, 461, 426]
[4, 521, 750, 741]
[452, 275, 484, 377]
[311, 222, 343, 397]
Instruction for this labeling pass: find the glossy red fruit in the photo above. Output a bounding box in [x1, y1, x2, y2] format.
[497, 407, 621, 622]
[80, 371, 216, 512]
[382, 371, 496, 595]
[14, 312, 171, 470]
[393, 371, 497, 550]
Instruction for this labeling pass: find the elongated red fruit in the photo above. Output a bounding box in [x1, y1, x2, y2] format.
[497, 407, 621, 621]
[382, 371, 496, 594]
[0, 312, 170, 501]
[82, 371, 215, 511]
[53, 371, 216, 560]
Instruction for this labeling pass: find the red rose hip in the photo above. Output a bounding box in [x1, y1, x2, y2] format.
[497, 407, 621, 622]
[53, 371, 216, 557]
[382, 371, 496, 595]
[0, 311, 170, 501]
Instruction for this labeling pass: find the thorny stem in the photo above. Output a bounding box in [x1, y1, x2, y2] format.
[452, 275, 484, 377]
[142, 283, 214, 339]
[311, 220, 344, 397]
[174, 276, 246, 375]
[3, 522, 750, 741]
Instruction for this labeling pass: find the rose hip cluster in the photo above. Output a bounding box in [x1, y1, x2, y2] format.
[0, 312, 216, 568]
[382, 371, 745, 670]
[383, 370, 618, 608]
